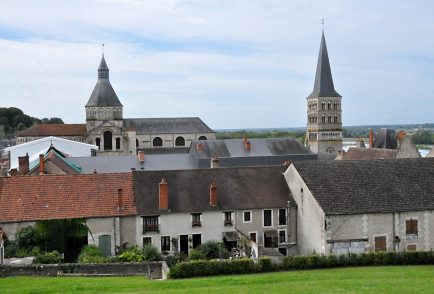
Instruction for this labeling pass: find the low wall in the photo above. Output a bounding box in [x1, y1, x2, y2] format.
[0, 262, 164, 279]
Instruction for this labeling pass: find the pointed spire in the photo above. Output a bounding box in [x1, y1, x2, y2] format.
[308, 31, 341, 98]
[98, 45, 109, 80]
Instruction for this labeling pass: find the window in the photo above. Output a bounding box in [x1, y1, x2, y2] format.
[192, 213, 201, 227]
[249, 232, 257, 243]
[136, 139, 139, 148]
[103, 131, 113, 150]
[153, 137, 163, 147]
[243, 211, 252, 223]
[175, 136, 185, 146]
[115, 137, 121, 150]
[406, 219, 418, 235]
[224, 212, 233, 226]
[321, 102, 326, 110]
[321, 115, 326, 124]
[279, 230, 287, 244]
[278, 209, 287, 226]
[198, 136, 207, 140]
[334, 115, 338, 123]
[328, 102, 332, 110]
[161, 236, 170, 252]
[374, 236, 387, 252]
[143, 237, 152, 247]
[263, 209, 272, 227]
[328, 116, 332, 123]
[143, 216, 159, 233]
[407, 244, 417, 251]
[95, 137, 101, 149]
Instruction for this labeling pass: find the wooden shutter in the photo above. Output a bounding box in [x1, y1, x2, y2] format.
[375, 236, 387, 252]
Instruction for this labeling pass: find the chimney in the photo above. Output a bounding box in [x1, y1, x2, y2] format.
[396, 130, 406, 148]
[196, 143, 203, 152]
[159, 178, 169, 210]
[210, 180, 217, 206]
[10, 168, 18, 176]
[210, 156, 219, 168]
[369, 129, 374, 148]
[117, 189, 123, 210]
[39, 154, 45, 175]
[18, 153, 29, 175]
[138, 150, 145, 163]
[244, 140, 251, 151]
[93, 169, 97, 174]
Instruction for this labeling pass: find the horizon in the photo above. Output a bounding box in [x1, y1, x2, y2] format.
[0, 1, 433, 129]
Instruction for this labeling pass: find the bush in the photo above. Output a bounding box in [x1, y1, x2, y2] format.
[257, 257, 274, 272]
[4, 240, 18, 258]
[33, 250, 62, 264]
[165, 253, 188, 268]
[116, 246, 144, 262]
[169, 258, 256, 279]
[16, 226, 40, 251]
[143, 245, 162, 261]
[188, 248, 205, 261]
[78, 245, 107, 264]
[193, 241, 230, 260]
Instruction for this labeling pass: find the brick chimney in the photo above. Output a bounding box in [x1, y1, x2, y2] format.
[210, 180, 217, 206]
[117, 189, 123, 210]
[210, 156, 219, 168]
[39, 154, 45, 175]
[196, 143, 203, 152]
[396, 130, 406, 148]
[369, 129, 374, 148]
[138, 150, 145, 163]
[244, 140, 251, 151]
[159, 178, 169, 210]
[18, 153, 29, 175]
[10, 168, 18, 176]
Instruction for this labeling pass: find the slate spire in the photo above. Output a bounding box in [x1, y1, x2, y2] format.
[308, 31, 341, 98]
[98, 54, 109, 80]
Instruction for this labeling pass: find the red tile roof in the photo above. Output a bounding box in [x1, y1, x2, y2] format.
[341, 147, 397, 160]
[0, 173, 136, 223]
[17, 124, 87, 137]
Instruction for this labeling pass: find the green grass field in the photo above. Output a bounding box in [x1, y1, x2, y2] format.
[1, 266, 433, 293]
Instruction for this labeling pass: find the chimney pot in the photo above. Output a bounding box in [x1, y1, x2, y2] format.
[138, 150, 145, 163]
[245, 140, 251, 151]
[210, 180, 218, 206]
[39, 154, 45, 175]
[369, 129, 374, 148]
[159, 178, 169, 210]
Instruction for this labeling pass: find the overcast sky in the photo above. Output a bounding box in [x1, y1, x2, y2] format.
[0, 0, 433, 129]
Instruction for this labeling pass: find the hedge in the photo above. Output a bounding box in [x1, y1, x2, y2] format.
[169, 251, 434, 279]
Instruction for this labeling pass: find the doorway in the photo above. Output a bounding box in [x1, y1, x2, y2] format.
[179, 235, 189, 255]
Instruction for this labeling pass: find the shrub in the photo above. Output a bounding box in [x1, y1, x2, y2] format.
[143, 245, 162, 261]
[188, 248, 205, 261]
[116, 246, 144, 262]
[78, 245, 107, 264]
[165, 253, 188, 268]
[194, 241, 230, 260]
[16, 226, 40, 251]
[4, 240, 18, 258]
[33, 250, 62, 264]
[256, 257, 274, 272]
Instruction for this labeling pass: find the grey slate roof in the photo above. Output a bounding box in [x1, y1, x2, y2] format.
[85, 56, 123, 107]
[124, 117, 214, 134]
[133, 166, 294, 215]
[307, 32, 341, 98]
[292, 158, 434, 215]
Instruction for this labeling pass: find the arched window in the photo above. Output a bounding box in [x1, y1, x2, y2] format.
[328, 116, 332, 123]
[314, 115, 318, 123]
[321, 115, 326, 124]
[136, 139, 139, 148]
[198, 136, 207, 141]
[153, 137, 163, 147]
[95, 137, 101, 149]
[103, 131, 113, 150]
[321, 102, 326, 110]
[175, 136, 185, 147]
[115, 137, 121, 150]
[334, 115, 338, 123]
[328, 102, 332, 110]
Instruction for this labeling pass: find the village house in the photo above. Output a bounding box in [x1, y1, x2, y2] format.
[284, 158, 434, 255]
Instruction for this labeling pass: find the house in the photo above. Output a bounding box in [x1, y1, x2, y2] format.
[284, 158, 434, 255]
[0, 173, 136, 256]
[132, 166, 296, 256]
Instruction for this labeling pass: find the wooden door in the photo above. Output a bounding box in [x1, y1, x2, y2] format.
[375, 236, 386, 252]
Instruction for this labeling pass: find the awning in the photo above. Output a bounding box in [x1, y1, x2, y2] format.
[264, 230, 278, 237]
[223, 231, 240, 242]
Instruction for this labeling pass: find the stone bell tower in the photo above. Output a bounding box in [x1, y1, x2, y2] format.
[306, 31, 343, 156]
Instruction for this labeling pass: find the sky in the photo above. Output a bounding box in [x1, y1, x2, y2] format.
[0, 0, 433, 129]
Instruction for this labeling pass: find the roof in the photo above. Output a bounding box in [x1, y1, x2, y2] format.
[85, 56, 123, 107]
[124, 117, 214, 134]
[0, 173, 135, 223]
[133, 166, 293, 215]
[4, 136, 97, 171]
[341, 147, 397, 160]
[374, 128, 397, 149]
[307, 32, 341, 98]
[28, 148, 82, 175]
[291, 158, 434, 215]
[16, 124, 86, 137]
[427, 148, 434, 158]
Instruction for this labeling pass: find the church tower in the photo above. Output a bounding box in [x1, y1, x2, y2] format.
[85, 54, 126, 153]
[306, 31, 342, 156]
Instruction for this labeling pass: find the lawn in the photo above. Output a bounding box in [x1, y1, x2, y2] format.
[1, 265, 433, 293]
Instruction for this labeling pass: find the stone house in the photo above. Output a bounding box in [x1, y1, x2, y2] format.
[132, 166, 296, 256]
[0, 173, 136, 256]
[284, 158, 434, 255]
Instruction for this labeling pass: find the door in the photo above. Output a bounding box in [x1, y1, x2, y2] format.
[179, 235, 189, 255]
[374, 236, 386, 252]
[99, 235, 112, 257]
[192, 234, 201, 249]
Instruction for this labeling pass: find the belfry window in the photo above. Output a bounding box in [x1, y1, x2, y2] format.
[175, 136, 185, 147]
[115, 137, 121, 150]
[153, 137, 163, 147]
[95, 137, 101, 149]
[321, 115, 326, 123]
[103, 131, 113, 150]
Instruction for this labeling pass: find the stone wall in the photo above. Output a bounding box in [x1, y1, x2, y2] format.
[0, 262, 164, 279]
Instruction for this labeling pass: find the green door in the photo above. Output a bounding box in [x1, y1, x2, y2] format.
[99, 235, 111, 257]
